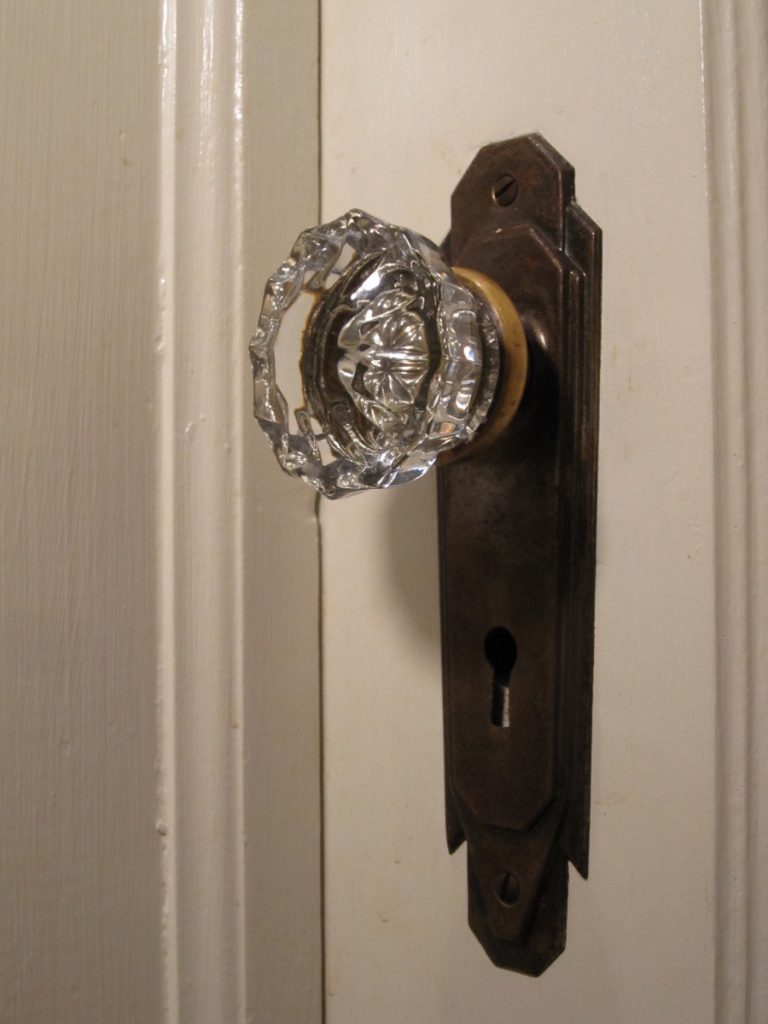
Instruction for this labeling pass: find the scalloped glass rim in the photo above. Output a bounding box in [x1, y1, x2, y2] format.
[249, 209, 499, 498]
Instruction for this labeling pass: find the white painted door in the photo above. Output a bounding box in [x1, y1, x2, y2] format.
[319, 2, 767, 1023]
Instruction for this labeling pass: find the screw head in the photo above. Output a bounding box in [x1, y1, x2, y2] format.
[492, 174, 518, 207]
[497, 871, 521, 906]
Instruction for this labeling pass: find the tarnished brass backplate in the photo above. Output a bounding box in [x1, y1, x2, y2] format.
[438, 134, 601, 975]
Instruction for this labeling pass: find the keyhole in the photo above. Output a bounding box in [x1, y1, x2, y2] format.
[484, 627, 517, 728]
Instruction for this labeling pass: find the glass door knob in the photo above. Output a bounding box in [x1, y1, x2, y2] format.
[249, 209, 527, 498]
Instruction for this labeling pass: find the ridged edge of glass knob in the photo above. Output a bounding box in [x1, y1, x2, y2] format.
[249, 209, 499, 498]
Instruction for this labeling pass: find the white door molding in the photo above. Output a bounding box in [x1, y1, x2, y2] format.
[156, 0, 247, 1019]
[157, 2, 321, 1022]
[2, 0, 320, 1018]
[703, 2, 768, 1021]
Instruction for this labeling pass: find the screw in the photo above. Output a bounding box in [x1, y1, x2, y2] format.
[497, 871, 521, 906]
[492, 174, 518, 207]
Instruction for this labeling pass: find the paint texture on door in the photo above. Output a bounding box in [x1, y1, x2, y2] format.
[320, 1, 720, 1021]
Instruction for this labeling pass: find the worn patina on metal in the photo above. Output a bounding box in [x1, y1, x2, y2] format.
[438, 134, 602, 975]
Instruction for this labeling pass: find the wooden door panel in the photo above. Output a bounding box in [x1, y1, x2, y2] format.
[320, 2, 724, 1020]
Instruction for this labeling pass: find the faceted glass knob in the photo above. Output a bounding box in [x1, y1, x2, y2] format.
[250, 209, 502, 498]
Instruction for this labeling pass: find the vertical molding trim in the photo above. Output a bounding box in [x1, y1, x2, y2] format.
[158, 1, 323, 1020]
[702, 1, 768, 1021]
[157, 0, 247, 1020]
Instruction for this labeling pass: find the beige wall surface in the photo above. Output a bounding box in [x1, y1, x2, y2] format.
[321, 1, 718, 1022]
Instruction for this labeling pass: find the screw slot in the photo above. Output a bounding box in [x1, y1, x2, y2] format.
[497, 872, 521, 906]
[492, 174, 518, 207]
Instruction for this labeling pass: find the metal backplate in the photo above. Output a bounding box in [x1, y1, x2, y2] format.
[438, 134, 601, 975]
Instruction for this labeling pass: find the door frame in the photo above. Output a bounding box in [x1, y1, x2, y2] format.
[156, 2, 322, 1022]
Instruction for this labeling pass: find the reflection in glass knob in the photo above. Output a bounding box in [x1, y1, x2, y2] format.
[250, 209, 524, 498]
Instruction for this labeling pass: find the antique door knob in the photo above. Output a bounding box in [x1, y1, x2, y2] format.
[249, 209, 528, 498]
[249, 134, 602, 977]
